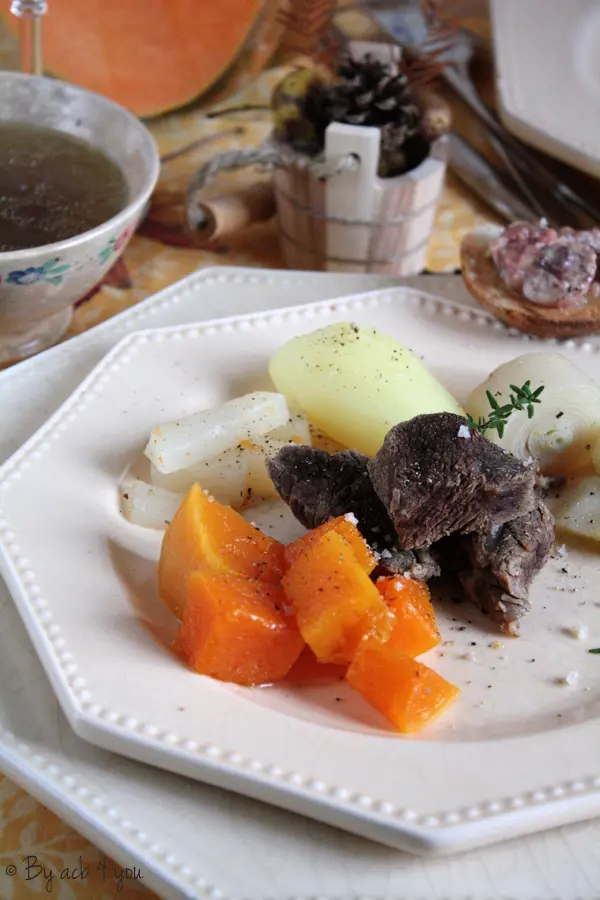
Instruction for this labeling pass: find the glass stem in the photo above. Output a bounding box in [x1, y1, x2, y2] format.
[10, 0, 47, 76]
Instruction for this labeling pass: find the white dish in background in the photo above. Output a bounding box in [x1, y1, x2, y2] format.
[491, 0, 600, 177]
[0, 267, 599, 900]
[2, 283, 600, 859]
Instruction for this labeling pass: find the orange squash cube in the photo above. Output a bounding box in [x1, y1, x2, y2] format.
[376, 576, 441, 657]
[176, 571, 304, 686]
[282, 530, 390, 665]
[347, 635, 460, 733]
[284, 515, 377, 574]
[159, 483, 285, 619]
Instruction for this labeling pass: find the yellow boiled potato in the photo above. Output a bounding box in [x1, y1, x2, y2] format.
[268, 322, 462, 456]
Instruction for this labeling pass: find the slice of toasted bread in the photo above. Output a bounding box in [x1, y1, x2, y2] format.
[460, 227, 600, 339]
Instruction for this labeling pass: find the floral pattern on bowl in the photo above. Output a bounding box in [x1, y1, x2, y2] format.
[7, 257, 71, 287]
[98, 227, 133, 266]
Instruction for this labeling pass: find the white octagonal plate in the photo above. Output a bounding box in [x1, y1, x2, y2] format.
[1, 287, 600, 857]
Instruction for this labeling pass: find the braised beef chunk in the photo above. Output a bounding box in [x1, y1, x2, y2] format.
[266, 445, 392, 538]
[442, 498, 554, 632]
[266, 445, 439, 581]
[373, 546, 441, 581]
[367, 412, 538, 549]
[267, 425, 553, 630]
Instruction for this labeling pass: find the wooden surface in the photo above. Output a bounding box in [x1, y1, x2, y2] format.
[0, 5, 507, 898]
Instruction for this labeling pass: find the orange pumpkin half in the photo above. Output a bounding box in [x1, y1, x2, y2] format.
[1, 0, 264, 117]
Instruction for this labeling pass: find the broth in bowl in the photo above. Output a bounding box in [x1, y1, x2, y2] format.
[0, 122, 129, 251]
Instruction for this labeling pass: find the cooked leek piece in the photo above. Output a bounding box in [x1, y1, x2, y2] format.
[268, 411, 311, 446]
[144, 392, 290, 474]
[120, 480, 183, 530]
[149, 446, 248, 507]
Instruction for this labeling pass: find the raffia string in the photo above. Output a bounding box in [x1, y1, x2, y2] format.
[185, 140, 359, 231]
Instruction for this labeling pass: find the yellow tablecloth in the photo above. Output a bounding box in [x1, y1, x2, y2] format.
[0, 10, 500, 899]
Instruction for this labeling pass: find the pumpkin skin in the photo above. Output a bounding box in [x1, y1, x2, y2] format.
[1, 0, 263, 117]
[158, 483, 285, 620]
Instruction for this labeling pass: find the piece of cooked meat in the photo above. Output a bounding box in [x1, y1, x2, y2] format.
[438, 497, 554, 633]
[367, 412, 538, 549]
[266, 445, 392, 536]
[266, 445, 439, 581]
[372, 546, 441, 581]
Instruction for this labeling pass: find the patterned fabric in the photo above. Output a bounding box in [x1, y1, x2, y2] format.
[0, 7, 496, 898]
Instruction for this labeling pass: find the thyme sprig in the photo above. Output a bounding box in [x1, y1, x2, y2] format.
[466, 381, 545, 439]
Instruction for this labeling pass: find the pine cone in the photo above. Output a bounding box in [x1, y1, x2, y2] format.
[329, 56, 420, 134]
[302, 54, 423, 177]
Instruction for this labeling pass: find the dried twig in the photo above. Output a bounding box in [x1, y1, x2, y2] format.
[277, 0, 339, 65]
[160, 128, 244, 165]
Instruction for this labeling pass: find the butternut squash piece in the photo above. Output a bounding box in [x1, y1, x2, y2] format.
[159, 483, 285, 619]
[176, 572, 304, 686]
[376, 576, 441, 657]
[281, 531, 390, 665]
[347, 636, 460, 733]
[0, 0, 263, 118]
[284, 515, 377, 573]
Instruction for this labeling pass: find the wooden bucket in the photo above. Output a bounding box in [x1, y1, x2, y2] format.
[274, 123, 447, 276]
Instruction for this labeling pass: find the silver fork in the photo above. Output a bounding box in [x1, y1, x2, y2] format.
[365, 2, 600, 227]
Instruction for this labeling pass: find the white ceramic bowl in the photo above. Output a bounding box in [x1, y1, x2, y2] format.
[0, 73, 160, 365]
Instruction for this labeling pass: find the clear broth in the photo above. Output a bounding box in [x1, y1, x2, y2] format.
[0, 122, 129, 251]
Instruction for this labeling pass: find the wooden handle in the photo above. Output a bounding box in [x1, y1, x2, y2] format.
[189, 181, 276, 239]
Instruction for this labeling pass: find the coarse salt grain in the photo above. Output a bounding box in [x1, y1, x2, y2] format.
[380, 548, 392, 559]
[564, 623, 588, 640]
[344, 512, 358, 525]
[457, 424, 471, 439]
[558, 671, 579, 686]
[402, 571, 412, 579]
[394, 581, 404, 591]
